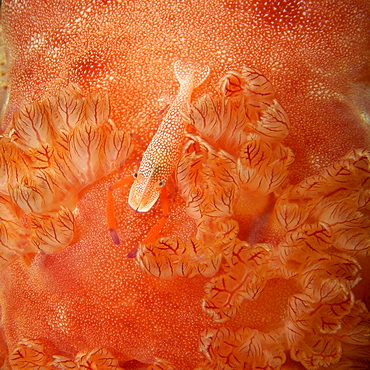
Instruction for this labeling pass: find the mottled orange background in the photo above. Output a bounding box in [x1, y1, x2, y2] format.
[0, 0, 369, 369]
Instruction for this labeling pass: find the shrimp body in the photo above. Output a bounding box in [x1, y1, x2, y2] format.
[128, 60, 210, 212]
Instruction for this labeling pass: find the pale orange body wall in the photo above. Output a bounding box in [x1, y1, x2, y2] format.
[0, 0, 369, 369]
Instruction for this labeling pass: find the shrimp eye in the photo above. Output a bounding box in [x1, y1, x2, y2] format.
[158, 181, 165, 188]
[133, 172, 138, 179]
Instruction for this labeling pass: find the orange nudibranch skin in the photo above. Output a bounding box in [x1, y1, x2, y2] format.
[1, 0, 370, 369]
[128, 60, 210, 212]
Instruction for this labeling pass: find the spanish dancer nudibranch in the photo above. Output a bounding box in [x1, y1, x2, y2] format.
[0, 0, 370, 369]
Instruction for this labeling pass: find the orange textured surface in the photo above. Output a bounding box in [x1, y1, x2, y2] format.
[0, 0, 370, 369]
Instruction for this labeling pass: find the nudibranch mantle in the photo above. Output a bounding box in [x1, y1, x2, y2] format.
[128, 60, 210, 212]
